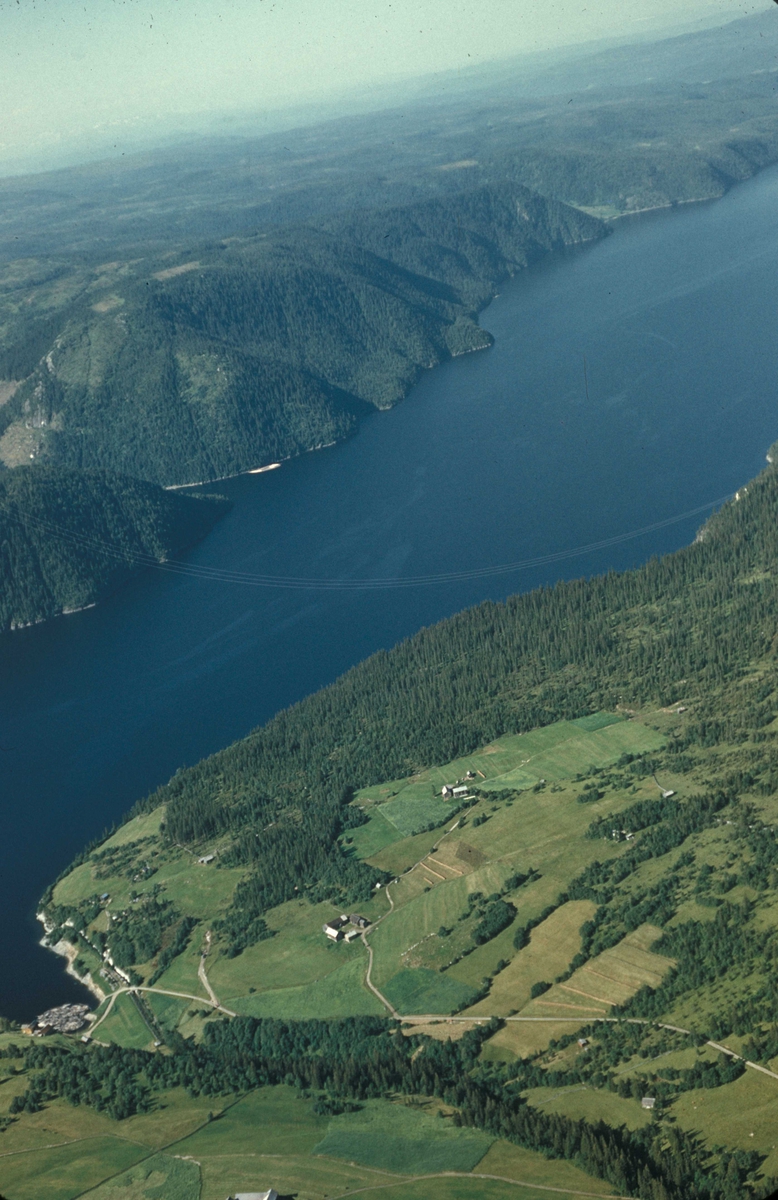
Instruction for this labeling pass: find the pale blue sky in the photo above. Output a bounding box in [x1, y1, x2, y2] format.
[0, 0, 763, 170]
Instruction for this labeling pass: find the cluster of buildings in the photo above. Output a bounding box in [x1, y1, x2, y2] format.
[440, 772, 476, 800]
[322, 913, 371, 942]
[21, 1003, 91, 1037]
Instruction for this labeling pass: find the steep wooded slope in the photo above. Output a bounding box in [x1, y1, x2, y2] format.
[0, 185, 602, 486]
[0, 466, 229, 630]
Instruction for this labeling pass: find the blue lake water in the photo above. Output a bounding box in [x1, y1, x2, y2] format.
[3, 164, 778, 1020]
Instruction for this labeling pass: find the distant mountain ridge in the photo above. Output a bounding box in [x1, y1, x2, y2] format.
[0, 184, 603, 487]
[0, 466, 229, 631]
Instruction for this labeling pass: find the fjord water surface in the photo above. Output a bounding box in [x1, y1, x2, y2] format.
[3, 164, 778, 1019]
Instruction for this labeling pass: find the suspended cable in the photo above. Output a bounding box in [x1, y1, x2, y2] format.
[5, 492, 730, 592]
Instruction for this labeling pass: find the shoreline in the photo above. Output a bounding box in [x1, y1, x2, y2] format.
[36, 912, 106, 1006]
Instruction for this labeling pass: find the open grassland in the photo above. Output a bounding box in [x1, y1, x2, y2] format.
[672, 1070, 778, 1179]
[86, 1152, 200, 1200]
[208, 898, 369, 998]
[312, 1098, 493, 1173]
[93, 992, 155, 1051]
[0, 1137, 147, 1200]
[227, 956, 385, 1018]
[522, 927, 672, 1020]
[466, 901, 597, 1018]
[481, 1020, 596, 1062]
[523, 1086, 653, 1133]
[382, 968, 478, 1015]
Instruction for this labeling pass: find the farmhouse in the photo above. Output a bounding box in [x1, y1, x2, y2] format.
[198, 853, 216, 865]
[344, 929, 361, 942]
[323, 923, 343, 941]
[641, 1097, 656, 1110]
[349, 913, 370, 929]
[441, 785, 454, 798]
[229, 1192, 278, 1200]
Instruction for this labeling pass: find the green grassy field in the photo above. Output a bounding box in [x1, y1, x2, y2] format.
[0, 1082, 626, 1200]
[523, 1086, 653, 1133]
[86, 1152, 200, 1200]
[313, 1099, 493, 1173]
[466, 900, 597, 1018]
[43, 711, 669, 1042]
[93, 992, 155, 1051]
[382, 968, 478, 1015]
[227, 956, 385, 1018]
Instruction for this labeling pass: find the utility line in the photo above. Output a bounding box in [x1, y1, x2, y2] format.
[5, 493, 730, 592]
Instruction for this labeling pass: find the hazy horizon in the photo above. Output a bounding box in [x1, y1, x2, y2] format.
[0, 0, 761, 177]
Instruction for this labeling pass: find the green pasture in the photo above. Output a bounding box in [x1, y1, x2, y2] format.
[86, 1152, 200, 1200]
[345, 807, 403, 858]
[313, 1099, 493, 1173]
[173, 1087, 328, 1158]
[227, 956, 385, 1018]
[382, 968, 478, 1015]
[0, 1136, 147, 1200]
[672, 1070, 778, 1177]
[355, 715, 662, 825]
[524, 1085, 653, 1132]
[209, 897, 366, 999]
[94, 993, 155, 1050]
[380, 792, 457, 837]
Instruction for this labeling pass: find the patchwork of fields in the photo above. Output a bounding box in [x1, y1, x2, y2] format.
[0, 1083, 620, 1200]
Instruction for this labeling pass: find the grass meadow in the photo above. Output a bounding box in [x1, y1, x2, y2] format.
[466, 900, 597, 1018]
[523, 1085, 653, 1132]
[313, 1099, 493, 1173]
[382, 967, 478, 1015]
[227, 956, 385, 1018]
[86, 1152, 200, 1200]
[521, 926, 672, 1021]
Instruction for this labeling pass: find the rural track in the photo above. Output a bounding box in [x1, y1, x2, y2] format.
[337, 1169, 632, 1199]
[89, 982, 236, 1037]
[198, 930, 221, 1008]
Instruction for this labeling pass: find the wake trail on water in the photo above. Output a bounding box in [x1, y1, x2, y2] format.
[7, 494, 731, 592]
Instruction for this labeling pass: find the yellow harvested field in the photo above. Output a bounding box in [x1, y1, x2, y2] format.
[520, 925, 673, 1018]
[465, 900, 596, 1017]
[482, 1020, 589, 1061]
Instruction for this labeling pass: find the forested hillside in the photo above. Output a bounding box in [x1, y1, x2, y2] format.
[0, 466, 229, 631]
[0, 185, 602, 487]
[62, 458, 778, 951]
[29, 454, 778, 1198]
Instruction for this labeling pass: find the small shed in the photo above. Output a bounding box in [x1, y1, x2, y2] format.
[232, 1192, 278, 1200]
[344, 929, 361, 942]
[453, 786, 468, 798]
[441, 786, 454, 798]
[349, 914, 370, 929]
[577, 1038, 589, 1049]
[641, 1097, 656, 1110]
[198, 854, 216, 865]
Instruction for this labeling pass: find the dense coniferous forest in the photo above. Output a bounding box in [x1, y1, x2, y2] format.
[0, 186, 602, 486]
[0, 466, 229, 630]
